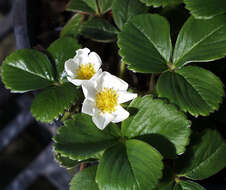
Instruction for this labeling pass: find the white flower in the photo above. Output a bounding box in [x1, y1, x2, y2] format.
[65, 48, 102, 86]
[81, 71, 137, 130]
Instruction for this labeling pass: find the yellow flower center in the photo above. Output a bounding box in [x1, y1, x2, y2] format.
[96, 88, 119, 114]
[76, 63, 96, 80]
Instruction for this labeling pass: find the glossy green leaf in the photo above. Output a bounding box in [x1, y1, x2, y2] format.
[31, 83, 80, 123]
[80, 17, 118, 42]
[177, 129, 226, 180]
[98, 0, 112, 14]
[1, 49, 55, 93]
[60, 14, 83, 39]
[48, 37, 81, 81]
[157, 66, 224, 117]
[174, 180, 206, 190]
[140, 0, 182, 8]
[122, 95, 191, 157]
[184, 0, 226, 19]
[70, 166, 99, 190]
[67, 0, 97, 13]
[173, 15, 226, 67]
[96, 140, 163, 190]
[54, 114, 120, 160]
[55, 152, 80, 169]
[118, 14, 171, 73]
[112, 0, 148, 30]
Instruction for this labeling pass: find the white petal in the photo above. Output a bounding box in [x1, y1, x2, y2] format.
[118, 91, 137, 104]
[112, 106, 129, 123]
[65, 59, 79, 77]
[88, 52, 102, 71]
[67, 76, 86, 86]
[92, 112, 115, 130]
[91, 69, 102, 81]
[82, 99, 95, 116]
[97, 72, 128, 91]
[75, 48, 90, 56]
[73, 48, 90, 65]
[82, 80, 97, 101]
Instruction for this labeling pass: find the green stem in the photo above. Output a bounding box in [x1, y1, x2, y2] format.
[60, 111, 71, 122]
[168, 62, 176, 70]
[149, 74, 155, 93]
[120, 61, 126, 78]
[80, 163, 85, 171]
[175, 176, 181, 184]
[96, 0, 102, 16]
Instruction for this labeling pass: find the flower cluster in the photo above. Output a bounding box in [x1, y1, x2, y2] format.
[65, 48, 137, 130]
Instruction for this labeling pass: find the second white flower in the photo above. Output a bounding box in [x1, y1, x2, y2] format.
[81, 71, 137, 130]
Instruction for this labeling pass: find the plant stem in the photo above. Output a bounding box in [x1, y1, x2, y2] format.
[175, 176, 181, 184]
[80, 163, 85, 171]
[168, 62, 176, 70]
[120, 61, 126, 78]
[149, 74, 155, 93]
[95, 0, 101, 16]
[60, 111, 71, 122]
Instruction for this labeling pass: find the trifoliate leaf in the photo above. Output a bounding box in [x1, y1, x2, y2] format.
[157, 66, 224, 117]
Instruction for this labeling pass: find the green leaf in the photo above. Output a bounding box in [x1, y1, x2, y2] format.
[98, 0, 112, 14]
[55, 152, 80, 169]
[184, 0, 226, 19]
[48, 37, 81, 81]
[140, 0, 182, 8]
[70, 166, 99, 190]
[67, 0, 97, 14]
[67, 0, 111, 15]
[54, 114, 120, 160]
[1, 49, 55, 93]
[174, 180, 206, 190]
[112, 0, 148, 30]
[60, 14, 83, 39]
[80, 17, 118, 42]
[31, 83, 80, 123]
[154, 167, 174, 190]
[122, 95, 191, 157]
[118, 14, 171, 73]
[177, 129, 226, 180]
[96, 140, 163, 190]
[157, 66, 224, 117]
[173, 15, 226, 67]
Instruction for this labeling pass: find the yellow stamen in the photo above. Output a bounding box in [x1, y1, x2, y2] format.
[77, 63, 96, 80]
[96, 88, 119, 114]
